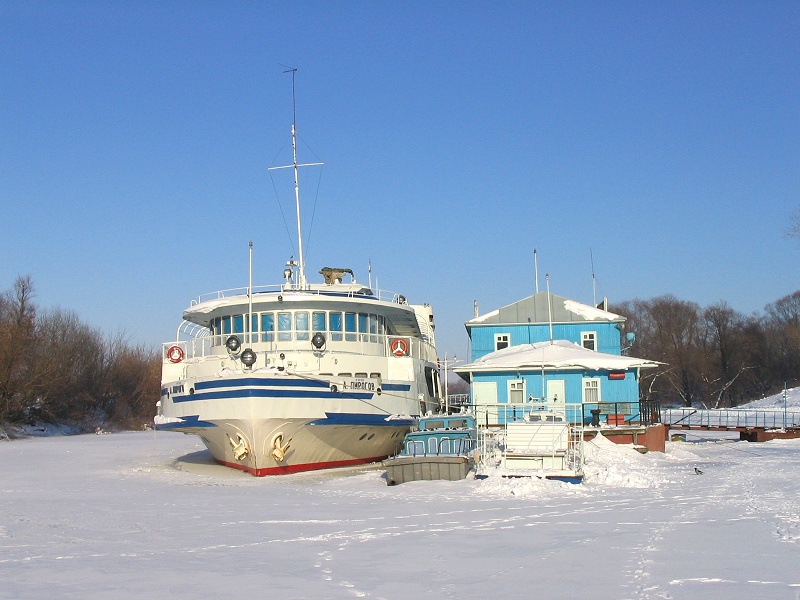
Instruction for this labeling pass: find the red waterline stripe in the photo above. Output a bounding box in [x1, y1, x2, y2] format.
[217, 455, 389, 477]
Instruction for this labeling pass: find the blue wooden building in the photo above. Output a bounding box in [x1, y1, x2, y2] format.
[466, 292, 627, 360]
[456, 292, 660, 425]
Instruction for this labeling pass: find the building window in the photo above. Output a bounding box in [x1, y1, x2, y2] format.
[581, 331, 597, 351]
[495, 333, 510, 351]
[508, 380, 525, 403]
[583, 378, 601, 403]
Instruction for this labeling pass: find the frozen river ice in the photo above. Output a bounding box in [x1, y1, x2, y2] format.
[1, 429, 799, 599]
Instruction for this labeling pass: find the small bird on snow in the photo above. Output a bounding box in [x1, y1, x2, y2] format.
[694, 467, 704, 475]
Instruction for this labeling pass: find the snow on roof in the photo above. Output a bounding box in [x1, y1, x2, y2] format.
[563, 299, 622, 321]
[469, 308, 500, 323]
[467, 292, 624, 326]
[455, 339, 661, 373]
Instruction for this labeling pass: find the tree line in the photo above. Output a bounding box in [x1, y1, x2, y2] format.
[611, 291, 800, 408]
[2, 275, 798, 428]
[0, 276, 160, 429]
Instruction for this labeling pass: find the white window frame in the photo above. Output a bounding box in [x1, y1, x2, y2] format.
[582, 378, 602, 403]
[581, 331, 597, 351]
[507, 379, 525, 404]
[494, 333, 510, 351]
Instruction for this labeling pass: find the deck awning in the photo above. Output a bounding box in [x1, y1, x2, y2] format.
[455, 340, 662, 374]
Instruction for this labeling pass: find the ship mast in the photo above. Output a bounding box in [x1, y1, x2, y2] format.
[269, 67, 322, 289]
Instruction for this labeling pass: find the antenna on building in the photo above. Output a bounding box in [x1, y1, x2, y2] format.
[590, 248, 596, 307]
[545, 274, 554, 344]
[534, 248, 540, 293]
[473, 300, 479, 318]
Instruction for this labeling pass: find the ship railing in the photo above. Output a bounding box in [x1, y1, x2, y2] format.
[447, 394, 470, 408]
[189, 284, 412, 306]
[162, 338, 213, 363]
[468, 399, 581, 428]
[162, 331, 437, 363]
[471, 401, 586, 474]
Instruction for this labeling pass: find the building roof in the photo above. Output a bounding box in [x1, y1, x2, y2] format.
[454, 340, 661, 374]
[467, 292, 624, 326]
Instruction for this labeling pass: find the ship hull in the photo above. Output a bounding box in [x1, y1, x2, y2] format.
[157, 372, 421, 475]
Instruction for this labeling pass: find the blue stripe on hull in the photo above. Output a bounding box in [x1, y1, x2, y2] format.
[308, 413, 416, 427]
[158, 413, 415, 430]
[156, 415, 217, 430]
[172, 387, 374, 403]
[195, 377, 329, 390]
[380, 383, 411, 392]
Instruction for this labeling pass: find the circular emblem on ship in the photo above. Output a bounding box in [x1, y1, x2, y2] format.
[390, 338, 409, 357]
[167, 345, 185, 363]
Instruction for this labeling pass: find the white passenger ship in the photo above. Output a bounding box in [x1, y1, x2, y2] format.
[156, 75, 442, 475]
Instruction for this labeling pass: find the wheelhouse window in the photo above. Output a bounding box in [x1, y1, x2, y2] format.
[261, 313, 274, 342]
[581, 331, 597, 351]
[330, 312, 343, 341]
[312, 311, 326, 333]
[369, 314, 377, 342]
[358, 313, 368, 342]
[278, 312, 292, 341]
[250, 314, 259, 342]
[221, 316, 231, 335]
[295, 311, 310, 341]
[345, 312, 357, 341]
[233, 309, 384, 345]
[495, 333, 510, 351]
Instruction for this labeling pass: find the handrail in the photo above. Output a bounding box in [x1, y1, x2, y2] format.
[670, 408, 698, 426]
[189, 283, 410, 306]
[662, 407, 800, 430]
[162, 330, 438, 364]
[462, 399, 661, 427]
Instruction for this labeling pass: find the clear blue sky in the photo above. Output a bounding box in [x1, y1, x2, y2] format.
[2, 1, 798, 361]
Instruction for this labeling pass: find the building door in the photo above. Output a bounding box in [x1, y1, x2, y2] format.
[546, 379, 566, 405]
[473, 381, 499, 425]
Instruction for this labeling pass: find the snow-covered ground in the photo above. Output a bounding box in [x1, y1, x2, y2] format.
[1, 390, 799, 599]
[741, 385, 800, 410]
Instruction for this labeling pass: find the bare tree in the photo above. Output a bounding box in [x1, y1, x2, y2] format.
[32, 308, 108, 421]
[763, 291, 800, 385]
[788, 208, 800, 242]
[701, 302, 754, 407]
[0, 276, 37, 421]
[103, 340, 160, 427]
[612, 296, 704, 407]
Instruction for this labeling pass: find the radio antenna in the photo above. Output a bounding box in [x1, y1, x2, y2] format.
[268, 67, 323, 289]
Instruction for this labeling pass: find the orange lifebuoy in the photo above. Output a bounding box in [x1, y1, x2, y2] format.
[167, 345, 185, 363]
[390, 338, 409, 357]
